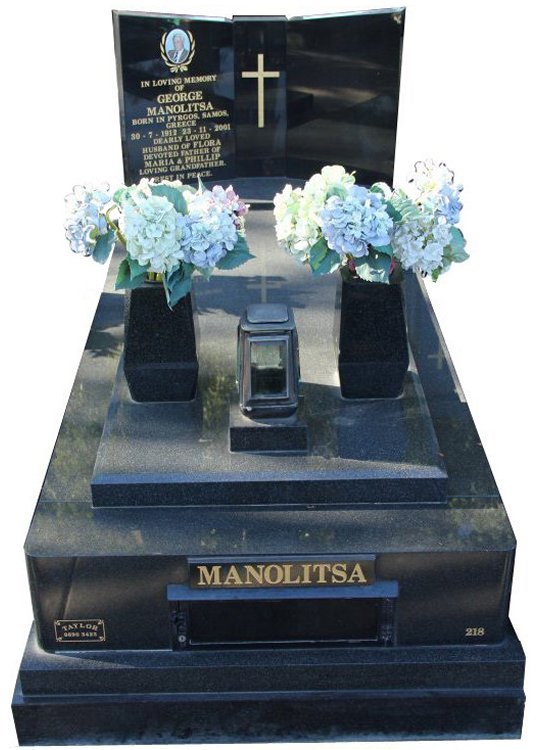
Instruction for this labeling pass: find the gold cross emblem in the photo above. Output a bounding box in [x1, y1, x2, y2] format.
[241, 53, 280, 129]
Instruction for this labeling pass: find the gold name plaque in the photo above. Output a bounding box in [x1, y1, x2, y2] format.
[189, 557, 375, 589]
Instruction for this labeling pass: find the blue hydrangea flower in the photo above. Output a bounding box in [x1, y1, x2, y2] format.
[320, 185, 393, 258]
[181, 191, 239, 269]
[64, 184, 111, 256]
[438, 183, 462, 224]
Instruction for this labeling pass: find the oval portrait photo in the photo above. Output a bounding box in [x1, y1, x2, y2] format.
[165, 29, 191, 65]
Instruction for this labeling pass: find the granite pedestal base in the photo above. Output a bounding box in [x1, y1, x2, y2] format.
[91, 357, 447, 508]
[229, 401, 308, 453]
[13, 625, 525, 745]
[12, 211, 526, 743]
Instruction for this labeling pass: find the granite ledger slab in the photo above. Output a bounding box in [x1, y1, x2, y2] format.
[91, 212, 447, 507]
[13, 208, 524, 742]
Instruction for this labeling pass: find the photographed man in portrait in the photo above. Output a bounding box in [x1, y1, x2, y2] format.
[166, 30, 190, 65]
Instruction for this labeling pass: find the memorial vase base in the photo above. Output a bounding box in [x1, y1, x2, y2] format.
[123, 284, 198, 403]
[336, 277, 409, 399]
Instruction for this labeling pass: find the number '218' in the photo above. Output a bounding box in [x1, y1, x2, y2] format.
[465, 627, 485, 637]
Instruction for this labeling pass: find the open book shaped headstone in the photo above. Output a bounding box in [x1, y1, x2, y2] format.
[113, 9, 405, 198]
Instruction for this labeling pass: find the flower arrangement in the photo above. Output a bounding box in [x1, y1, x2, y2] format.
[65, 179, 252, 308]
[273, 160, 468, 283]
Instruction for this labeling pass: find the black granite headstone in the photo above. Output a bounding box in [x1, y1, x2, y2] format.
[113, 9, 404, 196]
[113, 12, 236, 185]
[285, 10, 404, 185]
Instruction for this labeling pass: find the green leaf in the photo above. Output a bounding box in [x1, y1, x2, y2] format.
[215, 236, 255, 270]
[92, 230, 115, 264]
[164, 263, 194, 308]
[167, 275, 193, 308]
[312, 249, 341, 276]
[233, 235, 249, 254]
[370, 242, 393, 256]
[449, 227, 469, 262]
[196, 265, 214, 280]
[149, 183, 187, 214]
[115, 258, 130, 287]
[449, 226, 466, 250]
[326, 184, 348, 200]
[216, 248, 255, 270]
[113, 186, 129, 205]
[354, 252, 392, 284]
[452, 247, 470, 263]
[384, 202, 403, 222]
[309, 237, 329, 270]
[391, 189, 422, 222]
[370, 183, 387, 197]
[115, 258, 148, 290]
[127, 256, 148, 278]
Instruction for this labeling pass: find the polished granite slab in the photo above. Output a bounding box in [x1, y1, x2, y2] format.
[14, 208, 524, 742]
[90, 215, 447, 507]
[22, 210, 516, 658]
[30, 213, 505, 554]
[13, 625, 525, 744]
[115, 10, 404, 196]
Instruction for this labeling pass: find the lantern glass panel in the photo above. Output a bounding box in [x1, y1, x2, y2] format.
[249, 339, 288, 398]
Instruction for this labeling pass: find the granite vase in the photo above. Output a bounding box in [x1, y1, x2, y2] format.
[336, 277, 409, 399]
[123, 283, 198, 402]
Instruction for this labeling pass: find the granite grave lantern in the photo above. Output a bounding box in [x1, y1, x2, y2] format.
[229, 302, 307, 454]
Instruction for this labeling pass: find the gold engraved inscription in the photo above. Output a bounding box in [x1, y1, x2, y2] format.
[196, 561, 369, 588]
[131, 71, 232, 182]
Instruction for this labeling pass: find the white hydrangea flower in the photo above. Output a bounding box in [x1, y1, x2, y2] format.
[64, 183, 111, 256]
[274, 184, 321, 261]
[305, 165, 355, 199]
[120, 194, 185, 273]
[408, 159, 463, 225]
[392, 213, 451, 275]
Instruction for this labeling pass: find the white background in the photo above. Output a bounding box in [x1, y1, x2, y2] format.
[1, 0, 539, 748]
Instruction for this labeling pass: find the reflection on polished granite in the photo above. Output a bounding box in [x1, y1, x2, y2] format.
[91, 209, 446, 507]
[30, 209, 511, 559]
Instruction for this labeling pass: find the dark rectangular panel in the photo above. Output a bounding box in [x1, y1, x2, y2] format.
[233, 16, 287, 177]
[169, 582, 397, 648]
[286, 9, 405, 185]
[189, 598, 380, 644]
